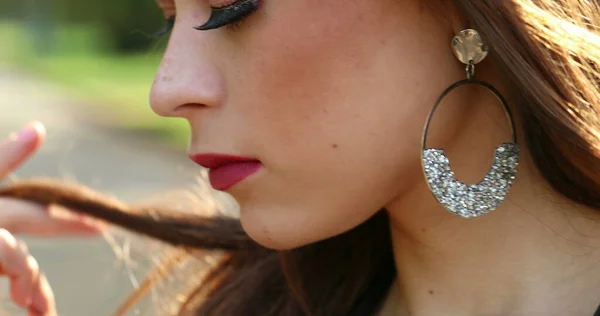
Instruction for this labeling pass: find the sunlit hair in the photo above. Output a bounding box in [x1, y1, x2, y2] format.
[2, 0, 600, 314]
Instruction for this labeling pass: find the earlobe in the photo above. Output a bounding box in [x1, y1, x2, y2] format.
[427, 0, 470, 35]
[449, 5, 470, 35]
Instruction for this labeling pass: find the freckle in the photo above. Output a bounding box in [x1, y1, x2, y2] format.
[428, 290, 434, 295]
[331, 144, 339, 149]
[162, 76, 173, 82]
[421, 228, 426, 232]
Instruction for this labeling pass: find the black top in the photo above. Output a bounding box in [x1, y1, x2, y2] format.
[594, 304, 600, 316]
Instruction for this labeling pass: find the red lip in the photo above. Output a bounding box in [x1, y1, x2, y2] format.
[189, 153, 262, 190]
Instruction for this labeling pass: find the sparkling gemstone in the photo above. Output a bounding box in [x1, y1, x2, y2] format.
[422, 143, 519, 218]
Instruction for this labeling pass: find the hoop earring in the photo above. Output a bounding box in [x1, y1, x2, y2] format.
[420, 29, 519, 219]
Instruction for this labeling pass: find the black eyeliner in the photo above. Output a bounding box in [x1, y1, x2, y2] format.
[195, 0, 260, 31]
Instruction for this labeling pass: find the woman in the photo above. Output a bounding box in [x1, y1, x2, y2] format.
[2, 0, 600, 315]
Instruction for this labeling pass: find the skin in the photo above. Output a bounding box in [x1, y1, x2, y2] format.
[152, 0, 600, 315]
[0, 122, 103, 315]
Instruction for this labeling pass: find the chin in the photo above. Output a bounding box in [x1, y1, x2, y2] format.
[239, 214, 308, 250]
[237, 202, 366, 251]
[237, 205, 325, 251]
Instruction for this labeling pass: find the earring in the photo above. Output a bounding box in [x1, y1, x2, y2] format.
[420, 29, 519, 219]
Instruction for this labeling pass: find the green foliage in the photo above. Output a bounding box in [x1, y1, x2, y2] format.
[58, 0, 166, 53]
[30, 53, 189, 146]
[0, 2, 186, 145]
[0, 2, 25, 19]
[3, 0, 167, 53]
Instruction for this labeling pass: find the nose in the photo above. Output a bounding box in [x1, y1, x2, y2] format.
[150, 26, 225, 117]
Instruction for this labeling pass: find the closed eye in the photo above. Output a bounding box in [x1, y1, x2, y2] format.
[194, 0, 261, 31]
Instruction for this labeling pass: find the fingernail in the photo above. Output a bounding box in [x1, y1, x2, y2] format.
[9, 124, 40, 143]
[16, 126, 37, 142]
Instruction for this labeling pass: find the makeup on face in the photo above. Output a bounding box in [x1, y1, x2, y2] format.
[156, 0, 261, 32]
[189, 153, 263, 191]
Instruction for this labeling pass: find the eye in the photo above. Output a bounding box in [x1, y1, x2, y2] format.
[194, 0, 261, 31]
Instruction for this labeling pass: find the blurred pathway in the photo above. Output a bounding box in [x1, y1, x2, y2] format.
[0, 64, 204, 315]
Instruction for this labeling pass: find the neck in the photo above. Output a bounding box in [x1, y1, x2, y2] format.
[384, 77, 600, 315]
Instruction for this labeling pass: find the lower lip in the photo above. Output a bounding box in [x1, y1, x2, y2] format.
[208, 161, 262, 191]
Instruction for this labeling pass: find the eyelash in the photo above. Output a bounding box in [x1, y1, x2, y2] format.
[195, 0, 260, 31]
[152, 0, 259, 38]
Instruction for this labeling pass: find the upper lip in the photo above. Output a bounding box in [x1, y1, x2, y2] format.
[189, 153, 260, 169]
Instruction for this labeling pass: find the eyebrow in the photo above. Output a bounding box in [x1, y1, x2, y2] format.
[156, 0, 176, 18]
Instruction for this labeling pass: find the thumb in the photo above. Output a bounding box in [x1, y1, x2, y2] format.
[0, 198, 102, 236]
[0, 122, 45, 179]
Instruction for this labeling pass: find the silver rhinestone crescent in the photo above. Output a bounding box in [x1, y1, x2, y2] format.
[421, 77, 520, 218]
[422, 143, 519, 218]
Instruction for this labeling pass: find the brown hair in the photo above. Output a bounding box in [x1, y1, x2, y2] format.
[2, 0, 600, 314]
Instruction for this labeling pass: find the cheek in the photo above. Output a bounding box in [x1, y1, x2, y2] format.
[224, 0, 460, 248]
[237, 0, 451, 174]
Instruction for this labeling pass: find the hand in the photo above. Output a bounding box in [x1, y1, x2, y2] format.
[0, 228, 56, 316]
[0, 122, 102, 236]
[0, 122, 103, 316]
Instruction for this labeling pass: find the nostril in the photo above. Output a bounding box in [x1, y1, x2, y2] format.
[173, 103, 209, 115]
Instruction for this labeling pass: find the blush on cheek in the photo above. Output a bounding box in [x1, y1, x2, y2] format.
[243, 0, 408, 105]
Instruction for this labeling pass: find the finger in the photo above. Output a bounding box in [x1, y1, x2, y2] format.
[0, 198, 103, 236]
[45, 204, 105, 235]
[0, 198, 50, 233]
[0, 122, 45, 179]
[0, 230, 56, 316]
[10, 253, 40, 309]
[28, 274, 56, 316]
[0, 229, 38, 307]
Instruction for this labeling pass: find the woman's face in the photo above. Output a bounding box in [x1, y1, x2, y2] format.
[151, 0, 466, 249]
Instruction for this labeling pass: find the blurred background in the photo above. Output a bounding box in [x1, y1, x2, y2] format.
[0, 0, 187, 144]
[0, 1, 224, 315]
